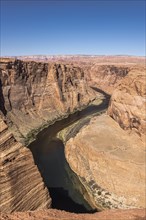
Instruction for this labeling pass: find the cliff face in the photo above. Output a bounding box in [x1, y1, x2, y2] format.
[0, 58, 98, 213]
[108, 67, 146, 138]
[0, 113, 51, 212]
[86, 64, 129, 94]
[0, 59, 95, 144]
[0, 57, 145, 216]
[0, 59, 96, 213]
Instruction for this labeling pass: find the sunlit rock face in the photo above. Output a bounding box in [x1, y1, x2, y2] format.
[65, 67, 146, 211]
[0, 208, 146, 220]
[0, 59, 95, 144]
[0, 113, 51, 213]
[0, 58, 96, 213]
[0, 58, 95, 213]
[0, 57, 145, 217]
[86, 64, 130, 94]
[65, 114, 145, 210]
[108, 66, 146, 139]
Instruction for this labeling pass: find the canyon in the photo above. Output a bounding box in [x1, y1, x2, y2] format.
[0, 56, 145, 220]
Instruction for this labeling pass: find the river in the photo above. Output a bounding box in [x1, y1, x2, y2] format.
[28, 91, 109, 213]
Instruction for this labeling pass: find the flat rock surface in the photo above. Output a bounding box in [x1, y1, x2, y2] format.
[0, 208, 145, 220]
[65, 115, 145, 210]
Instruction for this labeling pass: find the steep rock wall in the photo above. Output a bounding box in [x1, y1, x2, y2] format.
[0, 58, 97, 213]
[0, 59, 95, 144]
[0, 112, 51, 212]
[108, 66, 146, 138]
[1, 58, 145, 215]
[86, 64, 129, 94]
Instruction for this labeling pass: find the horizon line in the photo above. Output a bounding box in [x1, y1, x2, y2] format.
[0, 54, 145, 58]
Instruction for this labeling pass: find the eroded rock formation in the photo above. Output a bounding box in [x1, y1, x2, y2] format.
[0, 58, 97, 213]
[87, 65, 129, 94]
[108, 66, 146, 138]
[0, 56, 145, 218]
[0, 59, 95, 145]
[65, 66, 146, 210]
[65, 115, 145, 210]
[0, 113, 51, 212]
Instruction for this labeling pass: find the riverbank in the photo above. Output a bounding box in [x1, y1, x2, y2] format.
[28, 96, 109, 212]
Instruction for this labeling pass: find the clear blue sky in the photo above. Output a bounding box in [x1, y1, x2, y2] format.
[0, 0, 145, 56]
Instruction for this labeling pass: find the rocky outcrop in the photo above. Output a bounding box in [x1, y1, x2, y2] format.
[0, 58, 98, 213]
[65, 115, 145, 210]
[86, 64, 129, 94]
[0, 59, 95, 145]
[64, 66, 145, 211]
[0, 208, 145, 220]
[0, 57, 145, 217]
[108, 66, 146, 138]
[0, 113, 51, 212]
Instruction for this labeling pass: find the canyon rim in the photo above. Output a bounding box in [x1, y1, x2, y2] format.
[0, 55, 145, 220]
[1, 1, 146, 219]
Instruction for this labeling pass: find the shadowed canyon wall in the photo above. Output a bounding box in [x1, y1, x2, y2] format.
[0, 59, 95, 145]
[0, 58, 97, 213]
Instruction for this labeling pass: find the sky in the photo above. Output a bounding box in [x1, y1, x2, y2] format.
[0, 0, 145, 56]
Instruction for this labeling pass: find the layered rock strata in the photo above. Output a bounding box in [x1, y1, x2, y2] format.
[86, 64, 129, 94]
[65, 115, 145, 210]
[0, 113, 51, 212]
[0, 57, 145, 216]
[0, 59, 95, 145]
[108, 66, 146, 138]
